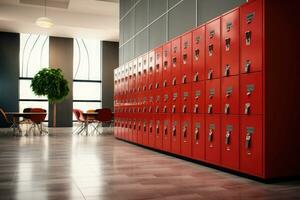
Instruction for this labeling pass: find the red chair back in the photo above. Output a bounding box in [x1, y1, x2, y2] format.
[29, 108, 47, 124]
[73, 109, 85, 122]
[95, 108, 113, 122]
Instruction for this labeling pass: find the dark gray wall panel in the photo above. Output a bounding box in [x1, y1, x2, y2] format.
[197, 0, 246, 25]
[149, 15, 166, 49]
[101, 41, 119, 110]
[135, 0, 148, 33]
[119, 21, 124, 45]
[168, 0, 196, 40]
[119, 46, 124, 64]
[123, 39, 134, 63]
[120, 0, 135, 19]
[49, 37, 73, 127]
[149, 0, 167, 23]
[0, 32, 19, 127]
[134, 28, 148, 57]
[168, 0, 181, 8]
[123, 9, 135, 42]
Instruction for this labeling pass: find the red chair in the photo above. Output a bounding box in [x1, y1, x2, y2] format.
[27, 108, 47, 135]
[94, 108, 113, 134]
[73, 109, 87, 135]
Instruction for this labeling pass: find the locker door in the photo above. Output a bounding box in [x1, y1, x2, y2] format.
[163, 42, 172, 87]
[221, 76, 239, 115]
[155, 89, 162, 114]
[181, 114, 192, 158]
[137, 57, 143, 92]
[205, 79, 221, 114]
[148, 115, 155, 148]
[132, 118, 138, 143]
[240, 115, 263, 176]
[162, 88, 171, 113]
[240, 0, 263, 73]
[162, 114, 171, 152]
[221, 115, 239, 170]
[171, 37, 181, 86]
[142, 117, 149, 146]
[155, 47, 163, 89]
[181, 32, 192, 84]
[192, 81, 205, 114]
[206, 18, 221, 79]
[205, 115, 221, 164]
[132, 59, 138, 93]
[192, 25, 205, 82]
[221, 8, 240, 77]
[171, 114, 181, 155]
[181, 83, 192, 114]
[137, 117, 143, 144]
[192, 114, 205, 161]
[148, 50, 155, 90]
[240, 72, 262, 115]
[155, 114, 163, 150]
[171, 85, 181, 114]
[142, 53, 149, 91]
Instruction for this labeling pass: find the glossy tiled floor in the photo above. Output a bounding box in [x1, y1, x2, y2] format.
[0, 127, 299, 200]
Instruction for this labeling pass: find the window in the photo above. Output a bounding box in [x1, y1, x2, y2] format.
[19, 33, 49, 119]
[73, 38, 102, 119]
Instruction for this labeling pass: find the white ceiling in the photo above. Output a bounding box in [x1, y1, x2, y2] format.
[0, 0, 119, 41]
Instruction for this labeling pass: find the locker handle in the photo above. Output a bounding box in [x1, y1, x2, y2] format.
[182, 127, 187, 138]
[133, 123, 136, 130]
[156, 64, 160, 71]
[194, 128, 199, 141]
[172, 127, 176, 136]
[172, 57, 177, 66]
[164, 127, 168, 135]
[224, 104, 230, 114]
[208, 69, 213, 80]
[163, 80, 167, 87]
[163, 61, 168, 69]
[194, 104, 199, 113]
[226, 90, 232, 98]
[208, 104, 213, 114]
[155, 83, 159, 89]
[244, 103, 251, 115]
[225, 130, 231, 145]
[149, 125, 153, 133]
[208, 129, 213, 142]
[172, 105, 176, 113]
[193, 72, 199, 82]
[163, 106, 167, 113]
[225, 38, 231, 51]
[183, 54, 187, 64]
[194, 49, 200, 61]
[143, 124, 146, 132]
[149, 84, 152, 90]
[156, 125, 159, 135]
[224, 64, 230, 77]
[245, 132, 252, 149]
[138, 125, 141, 131]
[208, 44, 213, 56]
[245, 31, 251, 46]
[155, 106, 159, 113]
[182, 105, 187, 113]
[149, 107, 152, 113]
[182, 75, 187, 84]
[172, 77, 176, 86]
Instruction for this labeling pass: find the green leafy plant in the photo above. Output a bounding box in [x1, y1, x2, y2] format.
[31, 68, 69, 127]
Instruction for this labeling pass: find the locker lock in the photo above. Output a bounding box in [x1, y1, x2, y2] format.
[244, 103, 251, 115]
[246, 84, 254, 96]
[183, 54, 187, 64]
[194, 128, 199, 141]
[194, 104, 199, 113]
[172, 77, 176, 85]
[208, 104, 213, 114]
[155, 83, 159, 89]
[163, 106, 167, 113]
[172, 105, 176, 113]
[244, 60, 251, 73]
[245, 31, 252, 46]
[182, 75, 187, 84]
[172, 127, 176, 136]
[245, 132, 252, 149]
[208, 69, 213, 80]
[164, 127, 168, 135]
[224, 104, 230, 114]
[182, 127, 187, 139]
[208, 44, 214, 56]
[182, 105, 187, 113]
[208, 129, 213, 142]
[225, 38, 231, 51]
[163, 80, 167, 87]
[225, 130, 231, 145]
[156, 125, 159, 135]
[194, 49, 200, 61]
[224, 64, 230, 77]
[193, 72, 199, 82]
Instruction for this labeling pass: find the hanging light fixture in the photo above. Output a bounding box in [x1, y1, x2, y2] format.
[36, 0, 53, 28]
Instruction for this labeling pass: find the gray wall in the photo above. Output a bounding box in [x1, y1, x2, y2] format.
[119, 0, 246, 65]
[49, 36, 73, 127]
[0, 32, 19, 127]
[101, 41, 119, 110]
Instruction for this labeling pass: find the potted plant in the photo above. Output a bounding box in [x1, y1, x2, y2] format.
[31, 68, 69, 127]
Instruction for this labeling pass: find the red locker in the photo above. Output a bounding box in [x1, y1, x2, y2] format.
[171, 38, 181, 86]
[155, 47, 163, 88]
[221, 115, 239, 170]
[192, 81, 205, 114]
[142, 116, 149, 146]
[142, 53, 149, 91]
[162, 42, 171, 87]
[148, 50, 155, 90]
[171, 85, 181, 114]
[137, 117, 143, 144]
[181, 114, 192, 158]
[181, 32, 192, 84]
[240, 0, 263, 73]
[148, 115, 155, 148]
[205, 115, 220, 164]
[181, 84, 192, 114]
[162, 114, 171, 152]
[137, 56, 143, 92]
[162, 88, 171, 113]
[171, 114, 181, 155]
[155, 114, 163, 150]
[132, 58, 138, 93]
[155, 89, 162, 113]
[240, 115, 263, 176]
[192, 114, 205, 161]
[221, 76, 239, 115]
[205, 79, 221, 114]
[192, 25, 205, 82]
[221, 8, 240, 77]
[206, 18, 221, 79]
[240, 72, 262, 115]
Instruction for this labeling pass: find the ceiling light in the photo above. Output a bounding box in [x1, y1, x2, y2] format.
[36, 0, 53, 28]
